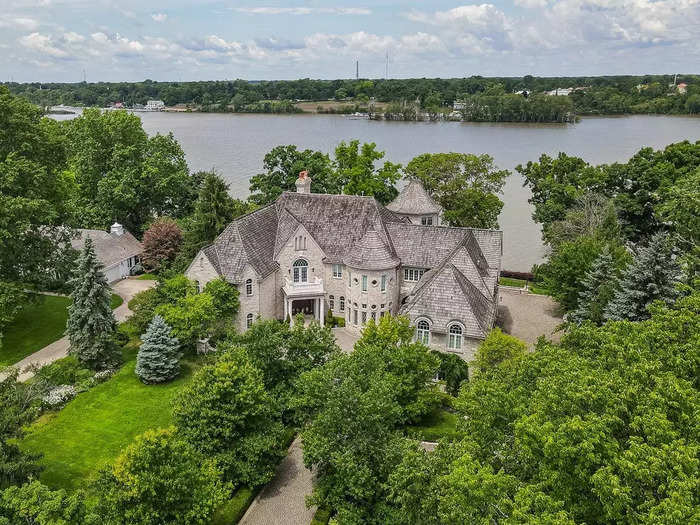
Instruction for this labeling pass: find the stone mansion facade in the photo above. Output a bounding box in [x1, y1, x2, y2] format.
[186, 172, 502, 361]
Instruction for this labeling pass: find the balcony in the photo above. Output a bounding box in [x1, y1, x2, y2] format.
[283, 276, 325, 297]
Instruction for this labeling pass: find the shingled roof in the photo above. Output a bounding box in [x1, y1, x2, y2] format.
[71, 229, 142, 269]
[343, 229, 401, 270]
[386, 180, 442, 216]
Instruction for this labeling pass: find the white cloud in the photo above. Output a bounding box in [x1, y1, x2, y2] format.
[18, 32, 68, 57]
[0, 16, 40, 30]
[233, 7, 371, 15]
[514, 0, 549, 7]
[63, 31, 84, 43]
[151, 13, 167, 22]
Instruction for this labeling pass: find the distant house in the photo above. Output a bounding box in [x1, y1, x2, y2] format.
[677, 83, 688, 94]
[71, 223, 143, 283]
[145, 100, 165, 111]
[186, 173, 502, 361]
[544, 88, 573, 96]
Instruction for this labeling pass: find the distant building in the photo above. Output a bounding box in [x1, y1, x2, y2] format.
[677, 83, 688, 94]
[544, 88, 573, 96]
[186, 174, 502, 360]
[145, 100, 165, 111]
[453, 100, 466, 110]
[71, 223, 143, 283]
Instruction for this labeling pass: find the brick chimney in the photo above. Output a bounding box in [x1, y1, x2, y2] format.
[295, 170, 311, 194]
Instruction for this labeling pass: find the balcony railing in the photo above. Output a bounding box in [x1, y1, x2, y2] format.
[283, 276, 324, 297]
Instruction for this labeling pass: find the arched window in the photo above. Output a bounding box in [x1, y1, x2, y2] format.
[448, 323, 463, 350]
[339, 296, 345, 312]
[246, 313, 254, 329]
[245, 278, 253, 296]
[292, 259, 308, 283]
[416, 319, 430, 345]
[329, 295, 335, 310]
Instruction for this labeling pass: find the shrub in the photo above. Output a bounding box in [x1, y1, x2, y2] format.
[41, 385, 77, 408]
[135, 315, 182, 384]
[32, 355, 93, 388]
[95, 427, 229, 525]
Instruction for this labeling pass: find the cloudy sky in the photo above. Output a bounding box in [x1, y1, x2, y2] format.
[2, 0, 699, 82]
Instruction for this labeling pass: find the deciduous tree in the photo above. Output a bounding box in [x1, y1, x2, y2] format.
[141, 217, 182, 271]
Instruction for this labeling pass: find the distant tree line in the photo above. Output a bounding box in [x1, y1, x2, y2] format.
[4, 74, 699, 117]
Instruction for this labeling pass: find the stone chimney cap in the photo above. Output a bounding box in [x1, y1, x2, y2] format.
[298, 170, 309, 179]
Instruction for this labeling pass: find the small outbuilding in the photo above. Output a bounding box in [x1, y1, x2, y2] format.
[71, 223, 143, 283]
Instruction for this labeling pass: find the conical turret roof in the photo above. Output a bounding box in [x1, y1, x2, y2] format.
[386, 180, 442, 215]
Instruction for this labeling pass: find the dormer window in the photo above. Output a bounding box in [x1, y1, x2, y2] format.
[421, 216, 434, 226]
[404, 267, 425, 282]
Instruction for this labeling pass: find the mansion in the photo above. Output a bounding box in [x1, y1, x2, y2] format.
[186, 172, 502, 361]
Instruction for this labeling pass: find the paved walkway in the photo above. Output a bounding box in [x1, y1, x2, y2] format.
[332, 327, 359, 353]
[497, 288, 564, 347]
[239, 437, 316, 525]
[13, 278, 155, 381]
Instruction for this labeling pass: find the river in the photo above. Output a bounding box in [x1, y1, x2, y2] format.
[54, 111, 700, 271]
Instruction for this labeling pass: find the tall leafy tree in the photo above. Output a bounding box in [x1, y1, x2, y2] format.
[172, 348, 285, 487]
[404, 152, 509, 228]
[141, 217, 183, 271]
[135, 315, 181, 384]
[604, 233, 681, 321]
[67, 108, 195, 233]
[66, 238, 120, 370]
[0, 87, 73, 295]
[248, 145, 338, 205]
[570, 247, 622, 325]
[335, 140, 400, 204]
[0, 481, 91, 524]
[473, 328, 527, 373]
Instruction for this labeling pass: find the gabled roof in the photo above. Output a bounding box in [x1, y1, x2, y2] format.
[71, 229, 142, 269]
[386, 180, 442, 215]
[343, 229, 400, 270]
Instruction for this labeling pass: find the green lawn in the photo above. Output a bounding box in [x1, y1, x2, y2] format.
[499, 277, 527, 288]
[528, 284, 551, 295]
[137, 273, 158, 280]
[0, 295, 72, 367]
[20, 355, 197, 490]
[0, 293, 124, 368]
[405, 407, 462, 442]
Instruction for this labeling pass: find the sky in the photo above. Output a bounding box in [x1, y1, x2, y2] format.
[1, 0, 699, 82]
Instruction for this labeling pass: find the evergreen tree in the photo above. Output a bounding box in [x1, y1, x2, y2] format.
[604, 233, 681, 322]
[66, 237, 120, 370]
[135, 315, 182, 383]
[570, 247, 620, 325]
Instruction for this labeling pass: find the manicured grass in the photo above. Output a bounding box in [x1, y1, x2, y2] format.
[1, 293, 125, 367]
[20, 354, 197, 491]
[499, 277, 527, 288]
[405, 408, 462, 442]
[110, 293, 123, 309]
[0, 295, 71, 367]
[137, 273, 158, 280]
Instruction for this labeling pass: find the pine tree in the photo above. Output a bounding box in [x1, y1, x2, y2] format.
[570, 247, 620, 325]
[66, 237, 120, 370]
[135, 315, 182, 383]
[603, 233, 681, 322]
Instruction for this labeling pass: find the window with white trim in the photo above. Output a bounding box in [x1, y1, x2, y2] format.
[246, 313, 254, 329]
[361, 311, 367, 324]
[421, 216, 434, 226]
[381, 274, 387, 291]
[361, 275, 368, 292]
[292, 259, 308, 283]
[416, 319, 430, 345]
[245, 278, 253, 296]
[404, 267, 425, 282]
[448, 323, 463, 350]
[329, 295, 335, 310]
[332, 264, 343, 278]
[339, 296, 345, 312]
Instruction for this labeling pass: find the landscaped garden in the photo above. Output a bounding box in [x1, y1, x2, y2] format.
[0, 292, 124, 368]
[19, 346, 200, 490]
